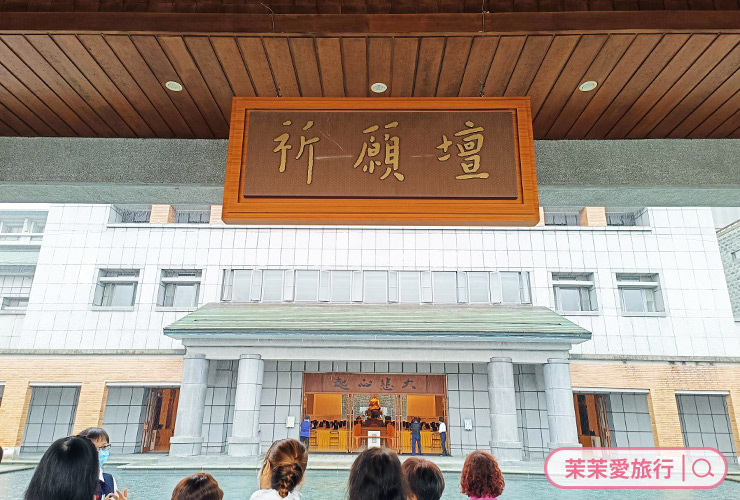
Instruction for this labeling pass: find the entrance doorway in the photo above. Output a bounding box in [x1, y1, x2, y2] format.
[302, 373, 448, 454]
[141, 388, 180, 452]
[574, 393, 611, 447]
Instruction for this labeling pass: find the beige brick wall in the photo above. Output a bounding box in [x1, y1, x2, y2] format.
[580, 206, 607, 226]
[150, 205, 175, 224]
[0, 356, 183, 448]
[571, 362, 740, 451]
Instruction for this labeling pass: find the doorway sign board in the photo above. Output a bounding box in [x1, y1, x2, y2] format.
[223, 97, 539, 226]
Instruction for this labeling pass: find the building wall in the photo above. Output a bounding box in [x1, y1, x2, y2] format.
[8, 205, 737, 358]
[717, 221, 740, 319]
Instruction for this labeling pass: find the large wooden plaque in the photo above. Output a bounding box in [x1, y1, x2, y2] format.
[223, 98, 538, 225]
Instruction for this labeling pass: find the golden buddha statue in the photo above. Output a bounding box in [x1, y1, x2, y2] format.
[368, 394, 381, 411]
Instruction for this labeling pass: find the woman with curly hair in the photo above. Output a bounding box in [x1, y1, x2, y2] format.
[251, 439, 308, 500]
[460, 450, 505, 500]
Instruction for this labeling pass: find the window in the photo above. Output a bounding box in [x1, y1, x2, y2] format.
[616, 273, 665, 314]
[93, 269, 139, 307]
[0, 211, 47, 240]
[0, 384, 4, 406]
[398, 272, 421, 303]
[364, 271, 388, 303]
[606, 212, 636, 226]
[174, 206, 210, 224]
[261, 270, 285, 301]
[330, 271, 352, 302]
[732, 250, 738, 262]
[499, 271, 531, 304]
[158, 270, 202, 308]
[109, 205, 151, 223]
[0, 265, 35, 312]
[295, 270, 319, 301]
[544, 210, 580, 226]
[432, 272, 457, 303]
[553, 273, 597, 312]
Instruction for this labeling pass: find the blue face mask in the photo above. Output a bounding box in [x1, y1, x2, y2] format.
[98, 448, 110, 468]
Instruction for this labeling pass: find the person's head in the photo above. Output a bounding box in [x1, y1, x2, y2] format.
[171, 472, 224, 500]
[78, 427, 111, 469]
[348, 447, 406, 500]
[259, 439, 308, 498]
[460, 450, 505, 499]
[439, 417, 444, 423]
[402, 458, 445, 500]
[304, 415, 310, 421]
[24, 435, 99, 500]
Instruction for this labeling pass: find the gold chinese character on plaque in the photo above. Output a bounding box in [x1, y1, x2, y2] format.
[353, 122, 404, 181]
[436, 120, 489, 180]
[273, 120, 320, 185]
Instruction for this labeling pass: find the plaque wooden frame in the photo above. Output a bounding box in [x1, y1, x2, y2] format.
[223, 97, 539, 226]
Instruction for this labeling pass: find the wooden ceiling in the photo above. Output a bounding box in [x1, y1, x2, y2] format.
[1, 0, 738, 12]
[0, 12, 739, 140]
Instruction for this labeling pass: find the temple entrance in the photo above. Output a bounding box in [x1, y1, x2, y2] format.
[302, 373, 448, 454]
[141, 388, 179, 452]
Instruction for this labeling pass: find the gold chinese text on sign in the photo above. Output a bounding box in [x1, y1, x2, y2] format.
[224, 98, 538, 225]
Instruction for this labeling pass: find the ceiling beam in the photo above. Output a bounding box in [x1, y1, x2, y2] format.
[1, 137, 738, 207]
[1, 12, 740, 34]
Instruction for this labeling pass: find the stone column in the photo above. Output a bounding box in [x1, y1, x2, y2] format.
[543, 358, 580, 450]
[169, 353, 209, 456]
[487, 357, 523, 461]
[228, 354, 264, 456]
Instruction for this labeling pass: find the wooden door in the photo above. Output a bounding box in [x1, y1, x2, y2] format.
[141, 388, 180, 452]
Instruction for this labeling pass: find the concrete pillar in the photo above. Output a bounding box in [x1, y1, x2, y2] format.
[543, 358, 580, 450]
[487, 357, 523, 461]
[169, 353, 209, 456]
[228, 354, 264, 456]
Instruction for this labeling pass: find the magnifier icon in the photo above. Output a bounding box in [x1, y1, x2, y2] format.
[692, 458, 714, 478]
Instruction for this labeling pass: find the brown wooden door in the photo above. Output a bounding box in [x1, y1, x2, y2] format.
[141, 388, 180, 453]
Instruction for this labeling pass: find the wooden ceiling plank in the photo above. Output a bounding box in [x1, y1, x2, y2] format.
[1, 34, 111, 137]
[533, 34, 607, 138]
[672, 68, 740, 138]
[262, 37, 301, 97]
[0, 100, 37, 136]
[525, 35, 578, 117]
[603, 34, 711, 139]
[389, 37, 417, 97]
[545, 33, 634, 139]
[0, 62, 72, 135]
[436, 36, 473, 97]
[341, 37, 368, 97]
[483, 35, 526, 97]
[367, 37, 392, 97]
[588, 33, 691, 139]
[0, 37, 95, 136]
[51, 34, 153, 137]
[0, 81, 56, 135]
[158, 35, 229, 136]
[0, 116, 20, 136]
[413, 36, 444, 97]
[237, 37, 277, 98]
[706, 105, 740, 138]
[504, 35, 551, 97]
[26, 34, 136, 137]
[650, 39, 740, 138]
[91, 35, 183, 138]
[184, 36, 238, 121]
[210, 37, 256, 98]
[566, 33, 660, 139]
[458, 36, 498, 97]
[689, 88, 740, 138]
[315, 37, 344, 97]
[624, 34, 739, 138]
[289, 37, 323, 97]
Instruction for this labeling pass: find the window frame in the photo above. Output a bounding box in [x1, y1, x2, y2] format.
[0, 266, 36, 314]
[157, 269, 202, 309]
[93, 269, 140, 309]
[552, 272, 599, 314]
[616, 273, 666, 316]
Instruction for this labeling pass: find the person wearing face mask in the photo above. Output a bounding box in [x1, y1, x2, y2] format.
[78, 427, 128, 500]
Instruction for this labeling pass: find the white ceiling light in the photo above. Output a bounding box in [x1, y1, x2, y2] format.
[371, 82, 388, 94]
[578, 81, 598, 92]
[165, 81, 183, 92]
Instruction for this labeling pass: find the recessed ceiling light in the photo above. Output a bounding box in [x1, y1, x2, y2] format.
[578, 81, 598, 92]
[166, 81, 183, 92]
[371, 82, 388, 94]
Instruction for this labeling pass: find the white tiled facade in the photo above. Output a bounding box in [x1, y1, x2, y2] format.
[3, 205, 736, 357]
[1, 204, 739, 458]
